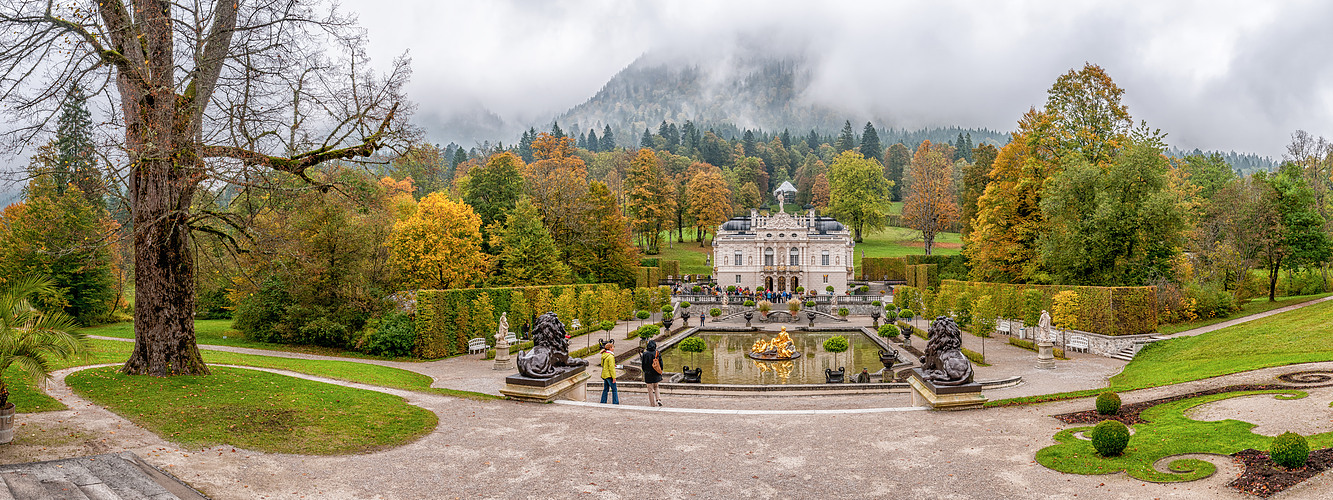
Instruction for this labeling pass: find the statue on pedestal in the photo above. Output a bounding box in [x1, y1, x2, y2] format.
[516, 312, 588, 378]
[1038, 310, 1052, 343]
[918, 316, 974, 386]
[493, 313, 514, 371]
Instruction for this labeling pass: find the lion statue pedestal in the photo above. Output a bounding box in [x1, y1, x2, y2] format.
[906, 316, 987, 410]
[500, 312, 592, 403]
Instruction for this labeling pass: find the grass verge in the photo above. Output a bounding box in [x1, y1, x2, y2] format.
[79, 320, 423, 362]
[1035, 389, 1333, 482]
[988, 298, 1333, 407]
[65, 366, 437, 454]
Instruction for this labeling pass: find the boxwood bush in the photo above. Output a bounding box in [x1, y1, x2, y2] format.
[1096, 392, 1122, 415]
[1271, 432, 1310, 468]
[1090, 420, 1130, 457]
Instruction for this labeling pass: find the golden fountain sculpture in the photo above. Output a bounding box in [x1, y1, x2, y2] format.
[749, 327, 802, 360]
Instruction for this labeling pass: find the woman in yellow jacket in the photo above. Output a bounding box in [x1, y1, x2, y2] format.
[599, 339, 619, 404]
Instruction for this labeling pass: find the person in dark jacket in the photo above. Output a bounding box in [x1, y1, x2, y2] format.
[640, 340, 664, 407]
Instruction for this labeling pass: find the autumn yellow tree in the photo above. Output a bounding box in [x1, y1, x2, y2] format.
[902, 140, 959, 255]
[625, 148, 675, 254]
[964, 121, 1049, 283]
[687, 166, 733, 246]
[811, 173, 831, 209]
[525, 133, 591, 254]
[390, 192, 489, 289]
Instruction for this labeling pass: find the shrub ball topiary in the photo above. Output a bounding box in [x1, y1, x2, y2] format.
[679, 301, 691, 310]
[825, 285, 835, 293]
[727, 285, 737, 293]
[871, 300, 882, 307]
[878, 324, 901, 338]
[692, 285, 702, 293]
[859, 285, 869, 293]
[1090, 420, 1130, 457]
[661, 305, 674, 314]
[1096, 392, 1122, 415]
[804, 300, 815, 307]
[636, 310, 651, 320]
[885, 310, 898, 323]
[899, 309, 915, 320]
[837, 307, 849, 317]
[1270, 432, 1310, 468]
[709, 307, 722, 317]
[823, 335, 849, 353]
[743, 300, 755, 307]
[679, 337, 707, 353]
[796, 286, 804, 293]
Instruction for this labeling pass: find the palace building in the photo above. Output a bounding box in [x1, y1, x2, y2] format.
[712, 209, 855, 293]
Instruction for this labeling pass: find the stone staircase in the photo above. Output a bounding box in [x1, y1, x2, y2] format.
[0, 452, 207, 499]
[1108, 336, 1168, 361]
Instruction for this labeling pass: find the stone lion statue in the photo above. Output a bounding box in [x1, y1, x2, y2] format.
[516, 312, 588, 379]
[918, 316, 974, 386]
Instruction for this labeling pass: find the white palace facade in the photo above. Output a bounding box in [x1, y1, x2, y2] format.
[712, 209, 855, 293]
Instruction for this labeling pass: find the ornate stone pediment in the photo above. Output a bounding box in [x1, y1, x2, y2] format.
[760, 211, 805, 230]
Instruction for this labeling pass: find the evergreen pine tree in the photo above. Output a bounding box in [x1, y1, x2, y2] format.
[577, 131, 587, 150]
[640, 127, 654, 148]
[834, 120, 857, 153]
[587, 128, 599, 153]
[780, 129, 791, 148]
[664, 123, 680, 151]
[551, 121, 565, 139]
[54, 84, 102, 204]
[742, 130, 757, 157]
[963, 133, 975, 162]
[859, 122, 882, 163]
[681, 121, 698, 152]
[955, 133, 966, 161]
[452, 148, 469, 169]
[518, 128, 536, 162]
[601, 125, 616, 151]
[806, 129, 821, 150]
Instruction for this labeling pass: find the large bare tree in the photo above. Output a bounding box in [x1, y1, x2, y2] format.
[0, 0, 415, 375]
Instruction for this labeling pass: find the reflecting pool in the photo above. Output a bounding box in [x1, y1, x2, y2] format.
[659, 331, 889, 385]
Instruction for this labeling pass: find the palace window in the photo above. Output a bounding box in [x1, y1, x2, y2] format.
[821, 250, 830, 266]
[764, 247, 774, 266]
[823, 274, 829, 284]
[736, 274, 742, 283]
[789, 247, 800, 265]
[734, 251, 742, 266]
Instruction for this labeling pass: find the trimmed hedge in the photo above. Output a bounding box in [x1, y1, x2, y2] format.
[938, 280, 1157, 336]
[904, 264, 940, 289]
[862, 257, 908, 281]
[660, 260, 681, 279]
[634, 266, 664, 288]
[416, 284, 667, 358]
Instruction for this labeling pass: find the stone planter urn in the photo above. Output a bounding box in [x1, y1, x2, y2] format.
[806, 311, 817, 328]
[870, 310, 881, 329]
[744, 311, 753, 327]
[662, 317, 674, 333]
[681, 311, 691, 327]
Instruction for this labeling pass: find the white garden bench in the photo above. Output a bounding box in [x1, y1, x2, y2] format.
[467, 337, 487, 354]
[1066, 335, 1089, 354]
[505, 332, 518, 345]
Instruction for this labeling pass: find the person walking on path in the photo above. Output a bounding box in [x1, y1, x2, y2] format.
[599, 339, 619, 404]
[640, 340, 664, 407]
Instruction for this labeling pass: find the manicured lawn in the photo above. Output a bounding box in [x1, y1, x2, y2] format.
[66, 367, 438, 454]
[78, 320, 419, 362]
[1111, 298, 1333, 390]
[1036, 389, 1333, 482]
[8, 337, 497, 414]
[989, 298, 1333, 407]
[1155, 292, 1332, 334]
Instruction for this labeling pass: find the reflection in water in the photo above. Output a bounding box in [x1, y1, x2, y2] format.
[661, 331, 886, 385]
[754, 359, 794, 383]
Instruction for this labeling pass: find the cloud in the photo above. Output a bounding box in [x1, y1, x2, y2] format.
[274, 1, 1333, 157]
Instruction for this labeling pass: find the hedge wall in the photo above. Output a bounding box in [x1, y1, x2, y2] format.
[904, 264, 939, 289]
[906, 255, 967, 280]
[660, 260, 681, 278]
[415, 284, 668, 358]
[935, 280, 1157, 336]
[862, 257, 908, 281]
[634, 266, 663, 288]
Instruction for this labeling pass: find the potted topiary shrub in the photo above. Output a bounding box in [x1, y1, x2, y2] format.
[872, 300, 882, 308]
[1271, 432, 1310, 468]
[878, 324, 901, 340]
[859, 285, 869, 294]
[709, 307, 722, 318]
[636, 310, 651, 321]
[795, 286, 805, 294]
[743, 300, 755, 326]
[804, 299, 815, 308]
[837, 307, 849, 319]
[823, 335, 849, 382]
[692, 285, 702, 294]
[1096, 392, 1121, 415]
[825, 285, 835, 294]
[727, 285, 737, 293]
[885, 308, 898, 323]
[679, 336, 707, 368]
[1089, 420, 1130, 457]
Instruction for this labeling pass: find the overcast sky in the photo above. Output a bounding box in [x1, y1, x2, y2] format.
[337, 0, 1333, 159]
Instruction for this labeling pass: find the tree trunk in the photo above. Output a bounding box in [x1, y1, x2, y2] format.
[924, 230, 934, 256]
[121, 161, 209, 376]
[1268, 261, 1280, 302]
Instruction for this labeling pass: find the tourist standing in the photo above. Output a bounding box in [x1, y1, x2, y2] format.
[600, 339, 619, 404]
[640, 340, 663, 406]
